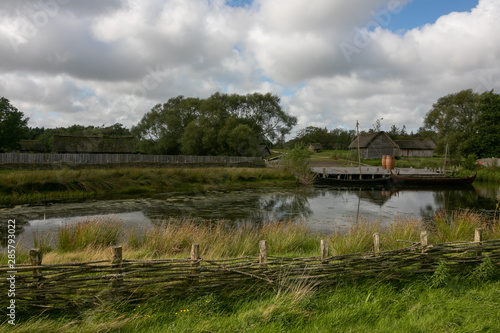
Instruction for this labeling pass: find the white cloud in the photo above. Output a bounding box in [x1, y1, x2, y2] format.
[0, 0, 498, 137]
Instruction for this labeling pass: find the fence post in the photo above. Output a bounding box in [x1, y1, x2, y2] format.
[190, 243, 200, 286]
[110, 246, 123, 293]
[29, 248, 43, 300]
[320, 240, 329, 261]
[475, 228, 483, 257]
[259, 240, 268, 269]
[420, 230, 428, 252]
[373, 233, 380, 254]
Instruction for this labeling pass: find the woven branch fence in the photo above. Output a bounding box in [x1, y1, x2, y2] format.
[1, 229, 499, 311]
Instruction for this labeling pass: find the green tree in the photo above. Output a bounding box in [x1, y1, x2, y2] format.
[424, 89, 480, 157]
[463, 90, 500, 158]
[132, 96, 200, 154]
[0, 97, 29, 152]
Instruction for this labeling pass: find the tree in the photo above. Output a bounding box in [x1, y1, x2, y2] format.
[0, 97, 29, 152]
[463, 90, 500, 158]
[424, 89, 480, 157]
[133, 92, 296, 156]
[132, 96, 200, 154]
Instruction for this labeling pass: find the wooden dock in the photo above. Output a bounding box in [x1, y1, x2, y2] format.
[311, 167, 443, 180]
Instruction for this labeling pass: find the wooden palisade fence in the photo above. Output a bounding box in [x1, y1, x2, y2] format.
[1, 229, 499, 311]
[0, 153, 263, 168]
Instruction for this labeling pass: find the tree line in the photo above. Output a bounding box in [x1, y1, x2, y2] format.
[0, 89, 498, 158]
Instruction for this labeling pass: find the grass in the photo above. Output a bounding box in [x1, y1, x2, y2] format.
[3, 209, 499, 265]
[3, 277, 500, 332]
[2, 211, 500, 332]
[0, 167, 295, 206]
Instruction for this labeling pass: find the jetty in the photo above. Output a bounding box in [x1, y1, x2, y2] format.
[311, 166, 443, 180]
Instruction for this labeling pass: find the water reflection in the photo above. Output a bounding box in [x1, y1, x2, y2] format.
[1, 182, 498, 248]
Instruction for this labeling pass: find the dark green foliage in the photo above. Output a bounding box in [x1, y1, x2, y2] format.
[287, 126, 356, 150]
[424, 89, 500, 158]
[463, 90, 500, 158]
[0, 97, 29, 152]
[463, 154, 478, 170]
[430, 261, 452, 288]
[132, 92, 297, 156]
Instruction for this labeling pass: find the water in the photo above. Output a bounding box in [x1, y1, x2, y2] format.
[1, 183, 498, 249]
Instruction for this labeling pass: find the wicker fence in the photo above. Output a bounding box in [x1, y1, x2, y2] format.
[0, 153, 263, 168]
[1, 230, 499, 312]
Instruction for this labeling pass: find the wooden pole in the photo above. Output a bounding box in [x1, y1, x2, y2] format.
[475, 228, 483, 257]
[373, 233, 380, 254]
[111, 246, 123, 292]
[420, 230, 428, 253]
[356, 120, 362, 178]
[190, 243, 200, 285]
[320, 240, 329, 261]
[29, 248, 43, 301]
[259, 240, 268, 269]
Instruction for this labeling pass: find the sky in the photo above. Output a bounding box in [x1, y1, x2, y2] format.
[1, 0, 498, 138]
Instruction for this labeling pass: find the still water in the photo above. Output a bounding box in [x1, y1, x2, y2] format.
[1, 183, 498, 249]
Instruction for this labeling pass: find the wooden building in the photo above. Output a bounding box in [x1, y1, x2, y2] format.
[395, 140, 436, 157]
[19, 140, 46, 153]
[348, 132, 399, 159]
[53, 134, 136, 154]
[308, 143, 324, 153]
[257, 145, 272, 157]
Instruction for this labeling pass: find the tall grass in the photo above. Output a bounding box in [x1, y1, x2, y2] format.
[0, 167, 295, 206]
[5, 209, 500, 265]
[57, 218, 123, 251]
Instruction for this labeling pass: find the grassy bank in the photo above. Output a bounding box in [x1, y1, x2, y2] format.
[0, 167, 295, 206]
[5, 209, 499, 264]
[3, 278, 500, 333]
[3, 211, 500, 332]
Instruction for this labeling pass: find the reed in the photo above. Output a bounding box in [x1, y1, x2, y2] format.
[57, 218, 123, 251]
[431, 209, 485, 243]
[0, 167, 294, 206]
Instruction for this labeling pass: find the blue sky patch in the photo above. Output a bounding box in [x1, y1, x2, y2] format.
[386, 0, 478, 32]
[225, 0, 253, 8]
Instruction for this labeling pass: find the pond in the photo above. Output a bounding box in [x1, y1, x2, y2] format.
[1, 182, 498, 249]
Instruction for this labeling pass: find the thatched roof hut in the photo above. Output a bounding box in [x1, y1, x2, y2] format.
[308, 143, 324, 153]
[19, 140, 46, 153]
[348, 132, 399, 159]
[53, 134, 136, 153]
[394, 140, 436, 157]
[257, 145, 272, 157]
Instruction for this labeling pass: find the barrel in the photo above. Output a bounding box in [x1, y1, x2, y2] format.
[382, 155, 387, 169]
[386, 155, 395, 170]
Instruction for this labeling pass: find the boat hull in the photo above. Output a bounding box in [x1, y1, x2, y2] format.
[390, 172, 476, 186]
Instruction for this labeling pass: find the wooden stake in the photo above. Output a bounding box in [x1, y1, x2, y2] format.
[191, 243, 200, 285]
[110, 246, 123, 292]
[373, 233, 380, 254]
[259, 240, 268, 269]
[475, 228, 483, 257]
[320, 240, 329, 261]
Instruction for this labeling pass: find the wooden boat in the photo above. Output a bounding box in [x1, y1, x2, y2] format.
[314, 175, 391, 187]
[390, 172, 476, 186]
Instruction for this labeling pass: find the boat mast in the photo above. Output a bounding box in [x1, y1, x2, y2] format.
[356, 121, 362, 178]
[443, 143, 448, 174]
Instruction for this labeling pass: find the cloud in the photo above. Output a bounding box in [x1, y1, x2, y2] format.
[0, 0, 498, 137]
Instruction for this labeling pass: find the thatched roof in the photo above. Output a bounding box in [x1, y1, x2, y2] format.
[308, 143, 324, 150]
[53, 134, 136, 153]
[257, 145, 271, 157]
[348, 132, 398, 149]
[395, 140, 436, 150]
[19, 140, 46, 152]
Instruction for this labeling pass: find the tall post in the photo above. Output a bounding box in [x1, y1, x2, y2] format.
[190, 243, 200, 286]
[320, 240, 329, 261]
[111, 246, 123, 293]
[29, 248, 43, 301]
[356, 120, 362, 178]
[259, 240, 268, 269]
[373, 233, 380, 254]
[475, 228, 483, 257]
[420, 230, 428, 253]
